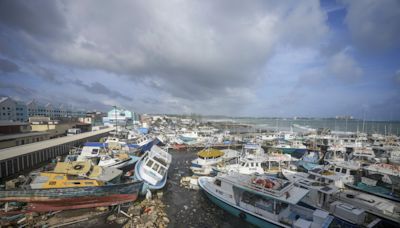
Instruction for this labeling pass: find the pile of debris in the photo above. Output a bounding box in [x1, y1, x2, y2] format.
[106, 192, 169, 228]
[180, 176, 199, 190]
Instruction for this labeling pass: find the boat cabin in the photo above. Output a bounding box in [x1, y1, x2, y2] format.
[30, 172, 103, 189]
[142, 146, 171, 184]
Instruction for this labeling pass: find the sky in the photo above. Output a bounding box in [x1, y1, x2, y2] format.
[0, 0, 399, 120]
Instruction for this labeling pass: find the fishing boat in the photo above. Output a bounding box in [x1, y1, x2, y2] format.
[213, 153, 292, 175]
[190, 148, 226, 175]
[346, 163, 400, 202]
[0, 181, 143, 214]
[49, 161, 122, 183]
[0, 161, 141, 214]
[131, 135, 159, 153]
[272, 140, 307, 155]
[198, 173, 334, 228]
[281, 169, 396, 226]
[76, 142, 138, 170]
[134, 145, 171, 194]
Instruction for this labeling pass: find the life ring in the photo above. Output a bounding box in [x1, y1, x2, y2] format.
[73, 164, 83, 170]
[239, 212, 246, 220]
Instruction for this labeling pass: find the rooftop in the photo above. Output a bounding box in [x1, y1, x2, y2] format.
[0, 127, 114, 161]
[0, 132, 49, 142]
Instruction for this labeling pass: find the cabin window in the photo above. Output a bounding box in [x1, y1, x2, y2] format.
[250, 163, 254, 167]
[146, 159, 154, 167]
[350, 170, 357, 175]
[49, 181, 56, 185]
[329, 167, 334, 171]
[240, 162, 245, 166]
[245, 163, 249, 167]
[159, 167, 166, 176]
[335, 168, 341, 172]
[152, 163, 160, 172]
[341, 168, 347, 174]
[214, 179, 221, 186]
[72, 182, 81, 185]
[92, 149, 99, 154]
[309, 175, 316, 180]
[85, 182, 93, 185]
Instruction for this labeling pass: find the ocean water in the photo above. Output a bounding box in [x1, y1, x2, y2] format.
[232, 118, 400, 135]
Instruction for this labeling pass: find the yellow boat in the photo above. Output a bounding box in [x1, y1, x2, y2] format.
[30, 161, 122, 189]
[30, 172, 104, 189]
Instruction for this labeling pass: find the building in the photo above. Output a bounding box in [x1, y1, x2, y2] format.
[0, 121, 49, 149]
[79, 112, 105, 126]
[0, 127, 113, 179]
[103, 107, 135, 127]
[30, 117, 77, 138]
[0, 132, 50, 149]
[0, 97, 17, 122]
[15, 102, 28, 122]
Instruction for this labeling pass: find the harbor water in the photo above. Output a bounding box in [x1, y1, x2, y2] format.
[163, 149, 254, 228]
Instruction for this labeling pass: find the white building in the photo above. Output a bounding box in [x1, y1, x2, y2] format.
[0, 97, 17, 121]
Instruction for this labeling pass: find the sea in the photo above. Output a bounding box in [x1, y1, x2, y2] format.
[206, 117, 400, 136]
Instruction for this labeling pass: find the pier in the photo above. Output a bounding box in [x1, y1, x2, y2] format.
[0, 127, 114, 180]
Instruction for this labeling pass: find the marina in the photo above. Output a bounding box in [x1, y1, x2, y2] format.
[1, 115, 400, 227]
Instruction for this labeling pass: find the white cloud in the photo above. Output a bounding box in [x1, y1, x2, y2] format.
[328, 50, 363, 81]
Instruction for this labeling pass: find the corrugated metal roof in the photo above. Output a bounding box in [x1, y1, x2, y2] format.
[0, 127, 114, 161]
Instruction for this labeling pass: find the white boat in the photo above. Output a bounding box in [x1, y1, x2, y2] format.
[213, 153, 292, 175]
[198, 173, 334, 228]
[242, 143, 265, 158]
[190, 148, 225, 175]
[213, 157, 265, 175]
[131, 134, 158, 153]
[134, 145, 172, 194]
[190, 148, 240, 175]
[281, 169, 393, 226]
[76, 141, 136, 169]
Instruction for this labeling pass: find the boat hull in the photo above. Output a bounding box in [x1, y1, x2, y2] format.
[345, 183, 400, 203]
[134, 154, 167, 195]
[0, 181, 143, 213]
[198, 177, 280, 228]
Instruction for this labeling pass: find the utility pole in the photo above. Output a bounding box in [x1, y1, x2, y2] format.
[113, 105, 118, 136]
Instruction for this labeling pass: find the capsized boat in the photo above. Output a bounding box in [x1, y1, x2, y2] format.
[75, 141, 139, 170]
[0, 161, 141, 214]
[198, 173, 334, 228]
[134, 145, 172, 194]
[50, 161, 122, 183]
[0, 180, 143, 214]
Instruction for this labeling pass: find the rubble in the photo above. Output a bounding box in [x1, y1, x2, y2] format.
[180, 176, 200, 190]
[123, 197, 170, 228]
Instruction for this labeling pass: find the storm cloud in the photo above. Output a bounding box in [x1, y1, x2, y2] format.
[0, 0, 399, 119]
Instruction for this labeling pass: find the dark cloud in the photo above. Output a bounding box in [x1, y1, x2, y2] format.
[31, 66, 62, 83]
[0, 58, 19, 73]
[0, 81, 36, 97]
[0, 0, 328, 107]
[0, 0, 69, 40]
[342, 0, 400, 51]
[72, 79, 132, 101]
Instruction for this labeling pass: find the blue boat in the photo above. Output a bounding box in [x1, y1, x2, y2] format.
[133, 145, 171, 195]
[198, 173, 333, 228]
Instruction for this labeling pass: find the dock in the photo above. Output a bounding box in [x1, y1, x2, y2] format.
[0, 127, 114, 180]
